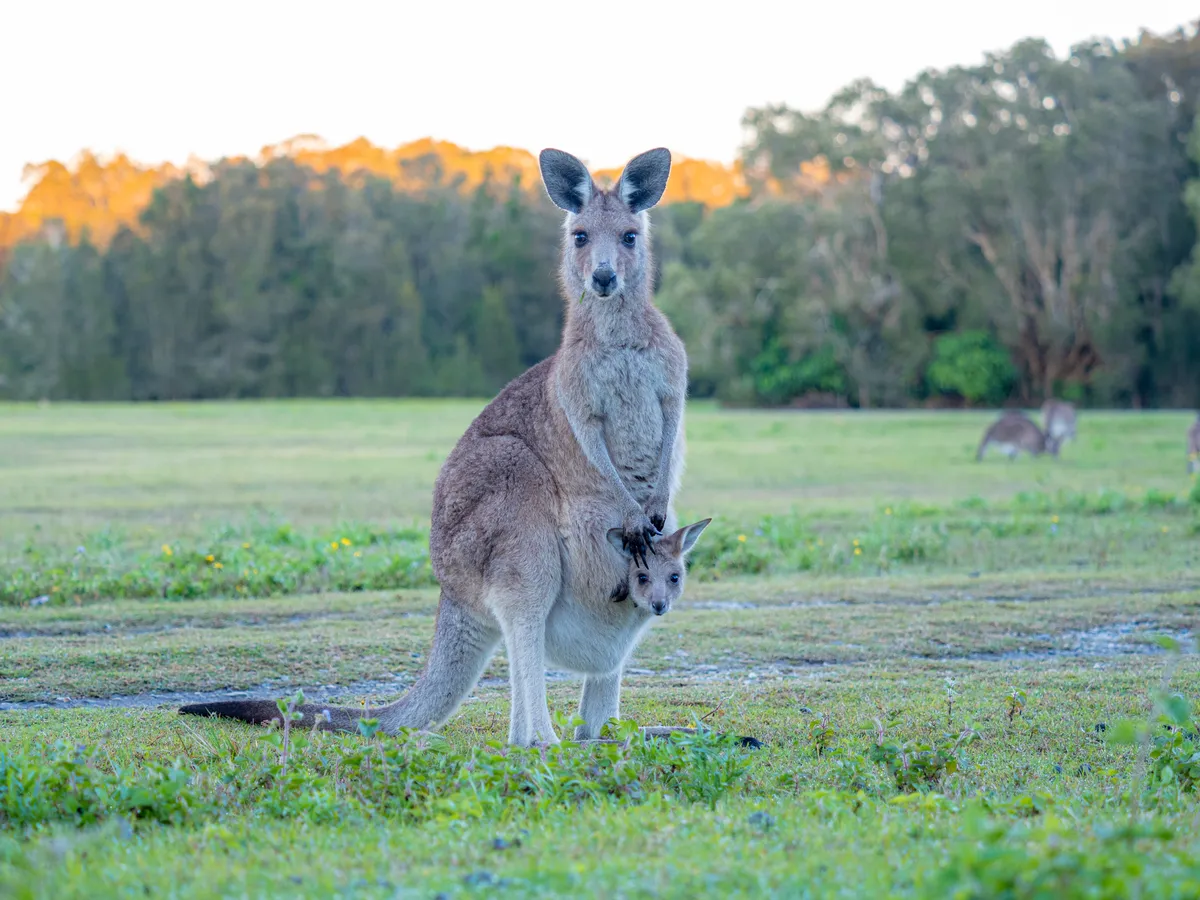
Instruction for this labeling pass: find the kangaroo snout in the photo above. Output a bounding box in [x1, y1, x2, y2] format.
[592, 264, 617, 295]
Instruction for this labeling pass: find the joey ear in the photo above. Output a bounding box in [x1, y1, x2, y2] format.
[606, 527, 632, 558]
[676, 518, 712, 556]
[616, 147, 671, 213]
[539, 148, 594, 214]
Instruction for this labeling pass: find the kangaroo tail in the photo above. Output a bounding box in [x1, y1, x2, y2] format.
[180, 592, 498, 735]
[177, 698, 364, 731]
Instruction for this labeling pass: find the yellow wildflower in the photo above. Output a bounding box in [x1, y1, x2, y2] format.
[354, 551, 362, 558]
[854, 547, 862, 556]
[242, 542, 250, 549]
[853, 539, 860, 547]
[162, 544, 173, 556]
[737, 534, 747, 543]
[330, 542, 339, 551]
[1051, 515, 1059, 524]
[885, 508, 892, 516]
[213, 562, 223, 569]
[1162, 526, 1169, 534]
[205, 554, 214, 563]
[341, 538, 352, 546]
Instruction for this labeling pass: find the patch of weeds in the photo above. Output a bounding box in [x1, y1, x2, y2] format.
[930, 814, 1187, 898]
[979, 790, 1055, 819]
[1005, 687, 1028, 725]
[869, 719, 979, 793]
[1146, 696, 1200, 794]
[0, 705, 754, 833]
[806, 713, 837, 758]
[1, 518, 436, 606]
[688, 511, 949, 581]
[0, 741, 200, 829]
[1107, 635, 1200, 800]
[1011, 487, 1183, 517]
[1142, 488, 1179, 511]
[944, 678, 959, 729]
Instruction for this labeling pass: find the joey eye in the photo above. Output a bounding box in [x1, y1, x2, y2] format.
[622, 231, 637, 247]
[637, 573, 649, 585]
[670, 573, 680, 584]
[574, 231, 588, 247]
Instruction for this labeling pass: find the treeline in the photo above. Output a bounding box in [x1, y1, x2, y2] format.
[2, 27, 1199, 407]
[0, 162, 567, 400]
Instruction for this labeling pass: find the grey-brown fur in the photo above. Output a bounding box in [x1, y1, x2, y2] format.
[182, 148, 759, 749]
[1188, 414, 1199, 475]
[1041, 400, 1077, 449]
[976, 410, 1059, 461]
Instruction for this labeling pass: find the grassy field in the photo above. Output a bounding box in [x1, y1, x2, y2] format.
[1, 401, 1200, 898]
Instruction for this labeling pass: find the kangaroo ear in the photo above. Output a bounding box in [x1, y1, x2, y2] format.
[676, 518, 712, 556]
[606, 527, 632, 558]
[539, 149, 593, 214]
[616, 148, 671, 213]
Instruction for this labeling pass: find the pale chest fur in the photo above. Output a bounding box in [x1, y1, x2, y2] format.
[592, 347, 676, 503]
[544, 587, 651, 675]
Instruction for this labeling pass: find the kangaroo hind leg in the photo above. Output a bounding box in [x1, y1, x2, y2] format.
[484, 527, 563, 747]
[576, 671, 622, 740]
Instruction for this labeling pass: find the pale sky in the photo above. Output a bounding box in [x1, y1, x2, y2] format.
[1, 0, 1196, 211]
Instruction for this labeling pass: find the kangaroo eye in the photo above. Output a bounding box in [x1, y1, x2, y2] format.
[622, 231, 637, 247]
[637, 573, 649, 585]
[574, 231, 588, 247]
[670, 573, 680, 584]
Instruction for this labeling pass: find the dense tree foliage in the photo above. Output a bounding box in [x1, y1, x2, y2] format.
[2, 26, 1198, 406]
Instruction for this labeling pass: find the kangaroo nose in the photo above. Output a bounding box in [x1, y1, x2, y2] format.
[652, 599, 667, 616]
[592, 265, 616, 292]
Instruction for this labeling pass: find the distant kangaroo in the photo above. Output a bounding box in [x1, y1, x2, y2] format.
[1188, 413, 1199, 474]
[976, 411, 1059, 461]
[1041, 399, 1077, 449]
[182, 148, 758, 748]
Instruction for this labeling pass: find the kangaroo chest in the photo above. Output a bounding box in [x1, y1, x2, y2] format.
[592, 349, 671, 502]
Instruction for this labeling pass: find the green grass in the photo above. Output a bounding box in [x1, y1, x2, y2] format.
[1, 401, 1200, 898]
[2, 400, 1195, 546]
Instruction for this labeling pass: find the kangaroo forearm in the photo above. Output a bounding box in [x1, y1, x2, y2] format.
[651, 397, 682, 495]
[572, 417, 642, 511]
[558, 405, 639, 509]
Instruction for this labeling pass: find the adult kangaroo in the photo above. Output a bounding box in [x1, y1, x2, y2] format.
[1041, 399, 1077, 449]
[976, 410, 1058, 461]
[182, 148, 750, 748]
